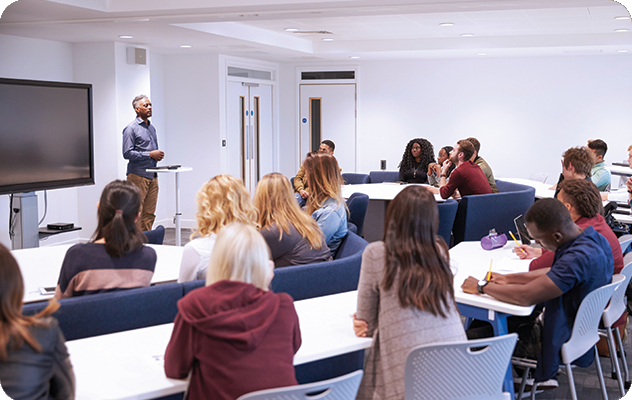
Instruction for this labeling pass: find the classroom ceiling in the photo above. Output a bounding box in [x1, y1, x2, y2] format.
[1, 0, 631, 61]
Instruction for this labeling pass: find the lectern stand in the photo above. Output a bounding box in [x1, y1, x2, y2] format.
[146, 167, 193, 246]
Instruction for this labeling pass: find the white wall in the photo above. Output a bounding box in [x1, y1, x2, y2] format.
[354, 56, 632, 183]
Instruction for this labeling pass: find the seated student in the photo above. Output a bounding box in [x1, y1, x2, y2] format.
[587, 139, 611, 192]
[55, 180, 156, 299]
[0, 243, 75, 400]
[462, 198, 613, 387]
[467, 137, 499, 193]
[550, 146, 594, 198]
[353, 186, 466, 399]
[164, 223, 301, 400]
[398, 138, 435, 184]
[601, 144, 632, 205]
[294, 139, 336, 207]
[516, 179, 623, 275]
[304, 152, 348, 256]
[427, 145, 455, 187]
[428, 139, 492, 199]
[254, 172, 331, 267]
[178, 174, 257, 282]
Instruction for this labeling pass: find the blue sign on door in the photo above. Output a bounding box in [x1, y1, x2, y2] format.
[302, 118, 307, 123]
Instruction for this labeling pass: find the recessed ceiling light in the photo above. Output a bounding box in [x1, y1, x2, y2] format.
[119, 35, 133, 39]
[461, 33, 474, 37]
[617, 49, 629, 53]
[476, 52, 487, 56]
[615, 29, 629, 32]
[615, 16, 631, 20]
[322, 38, 334, 41]
[285, 28, 299, 32]
[349, 56, 360, 59]
[439, 22, 455, 27]
[180, 45, 192, 48]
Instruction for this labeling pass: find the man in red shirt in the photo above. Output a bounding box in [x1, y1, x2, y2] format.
[428, 139, 492, 199]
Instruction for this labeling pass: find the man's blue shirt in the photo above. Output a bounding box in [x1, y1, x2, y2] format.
[122, 117, 158, 179]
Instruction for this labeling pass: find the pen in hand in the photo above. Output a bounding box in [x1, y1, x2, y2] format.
[508, 230, 527, 255]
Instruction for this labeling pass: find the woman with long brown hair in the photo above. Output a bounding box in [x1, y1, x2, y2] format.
[55, 180, 156, 298]
[0, 243, 75, 399]
[353, 186, 465, 399]
[178, 174, 257, 282]
[254, 172, 331, 267]
[303, 152, 348, 256]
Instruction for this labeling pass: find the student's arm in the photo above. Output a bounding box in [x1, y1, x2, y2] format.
[122, 127, 150, 161]
[354, 245, 382, 337]
[439, 165, 460, 199]
[461, 269, 560, 307]
[294, 166, 307, 193]
[313, 206, 342, 243]
[178, 245, 201, 283]
[164, 314, 195, 380]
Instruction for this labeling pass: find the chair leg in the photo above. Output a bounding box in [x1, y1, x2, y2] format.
[606, 329, 618, 379]
[606, 328, 626, 396]
[566, 363, 578, 400]
[593, 346, 609, 400]
[517, 366, 531, 400]
[530, 383, 537, 400]
[614, 327, 631, 389]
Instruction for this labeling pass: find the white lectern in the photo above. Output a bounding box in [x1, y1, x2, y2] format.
[146, 166, 192, 246]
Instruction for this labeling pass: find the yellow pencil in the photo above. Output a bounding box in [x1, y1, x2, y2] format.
[509, 230, 527, 255]
[486, 259, 492, 281]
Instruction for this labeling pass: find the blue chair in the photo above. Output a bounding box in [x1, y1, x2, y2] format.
[290, 176, 295, 189]
[342, 173, 370, 185]
[368, 170, 399, 183]
[144, 224, 165, 245]
[182, 279, 205, 296]
[437, 199, 458, 247]
[346, 192, 369, 237]
[452, 180, 535, 245]
[270, 231, 368, 301]
[23, 283, 182, 340]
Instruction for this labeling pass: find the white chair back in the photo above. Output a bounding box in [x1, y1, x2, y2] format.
[561, 275, 624, 364]
[619, 234, 632, 256]
[603, 264, 632, 328]
[236, 370, 363, 400]
[528, 173, 548, 183]
[404, 333, 517, 400]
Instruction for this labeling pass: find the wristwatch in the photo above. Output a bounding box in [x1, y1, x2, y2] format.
[477, 279, 489, 294]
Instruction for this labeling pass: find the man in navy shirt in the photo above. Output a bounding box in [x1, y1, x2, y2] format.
[462, 198, 613, 386]
[122, 95, 164, 231]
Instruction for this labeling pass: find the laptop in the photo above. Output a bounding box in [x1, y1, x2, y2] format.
[513, 214, 532, 245]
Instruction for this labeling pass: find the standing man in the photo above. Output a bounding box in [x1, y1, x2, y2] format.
[294, 140, 335, 207]
[586, 139, 611, 191]
[123, 95, 164, 231]
[428, 139, 492, 199]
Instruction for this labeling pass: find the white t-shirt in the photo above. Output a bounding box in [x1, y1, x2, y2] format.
[177, 234, 217, 283]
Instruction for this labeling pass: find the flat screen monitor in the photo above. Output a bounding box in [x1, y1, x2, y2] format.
[0, 78, 94, 195]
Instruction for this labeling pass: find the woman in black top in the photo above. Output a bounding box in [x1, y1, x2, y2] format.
[398, 138, 436, 184]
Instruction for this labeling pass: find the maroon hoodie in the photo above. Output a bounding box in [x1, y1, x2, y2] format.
[164, 280, 301, 400]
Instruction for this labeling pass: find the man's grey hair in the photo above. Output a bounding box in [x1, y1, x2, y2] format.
[132, 94, 149, 110]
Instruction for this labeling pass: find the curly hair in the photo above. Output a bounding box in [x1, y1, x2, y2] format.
[562, 147, 594, 177]
[398, 138, 436, 172]
[192, 174, 258, 239]
[558, 179, 603, 218]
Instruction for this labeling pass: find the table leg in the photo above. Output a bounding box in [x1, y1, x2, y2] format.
[175, 172, 182, 247]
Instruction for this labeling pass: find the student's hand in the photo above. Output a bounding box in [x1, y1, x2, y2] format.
[452, 189, 461, 200]
[150, 150, 165, 161]
[514, 245, 541, 259]
[489, 272, 509, 285]
[627, 177, 632, 191]
[352, 314, 368, 337]
[461, 276, 479, 294]
[299, 189, 309, 199]
[441, 160, 452, 174]
[548, 183, 557, 191]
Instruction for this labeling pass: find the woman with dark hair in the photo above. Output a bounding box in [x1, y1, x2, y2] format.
[303, 152, 348, 256]
[353, 186, 466, 399]
[254, 172, 331, 267]
[0, 243, 75, 399]
[398, 138, 436, 184]
[427, 145, 456, 187]
[54, 180, 157, 298]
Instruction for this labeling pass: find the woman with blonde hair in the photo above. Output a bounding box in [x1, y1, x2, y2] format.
[165, 223, 301, 400]
[254, 172, 331, 267]
[0, 243, 75, 399]
[178, 174, 257, 282]
[303, 152, 348, 256]
[353, 186, 465, 399]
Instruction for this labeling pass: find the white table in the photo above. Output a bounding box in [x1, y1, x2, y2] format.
[341, 183, 443, 242]
[146, 167, 193, 247]
[13, 244, 183, 303]
[66, 290, 371, 400]
[496, 177, 555, 199]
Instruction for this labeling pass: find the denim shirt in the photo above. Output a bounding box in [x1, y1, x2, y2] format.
[311, 198, 348, 257]
[122, 117, 159, 179]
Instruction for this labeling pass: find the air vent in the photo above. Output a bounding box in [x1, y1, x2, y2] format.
[301, 71, 355, 80]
